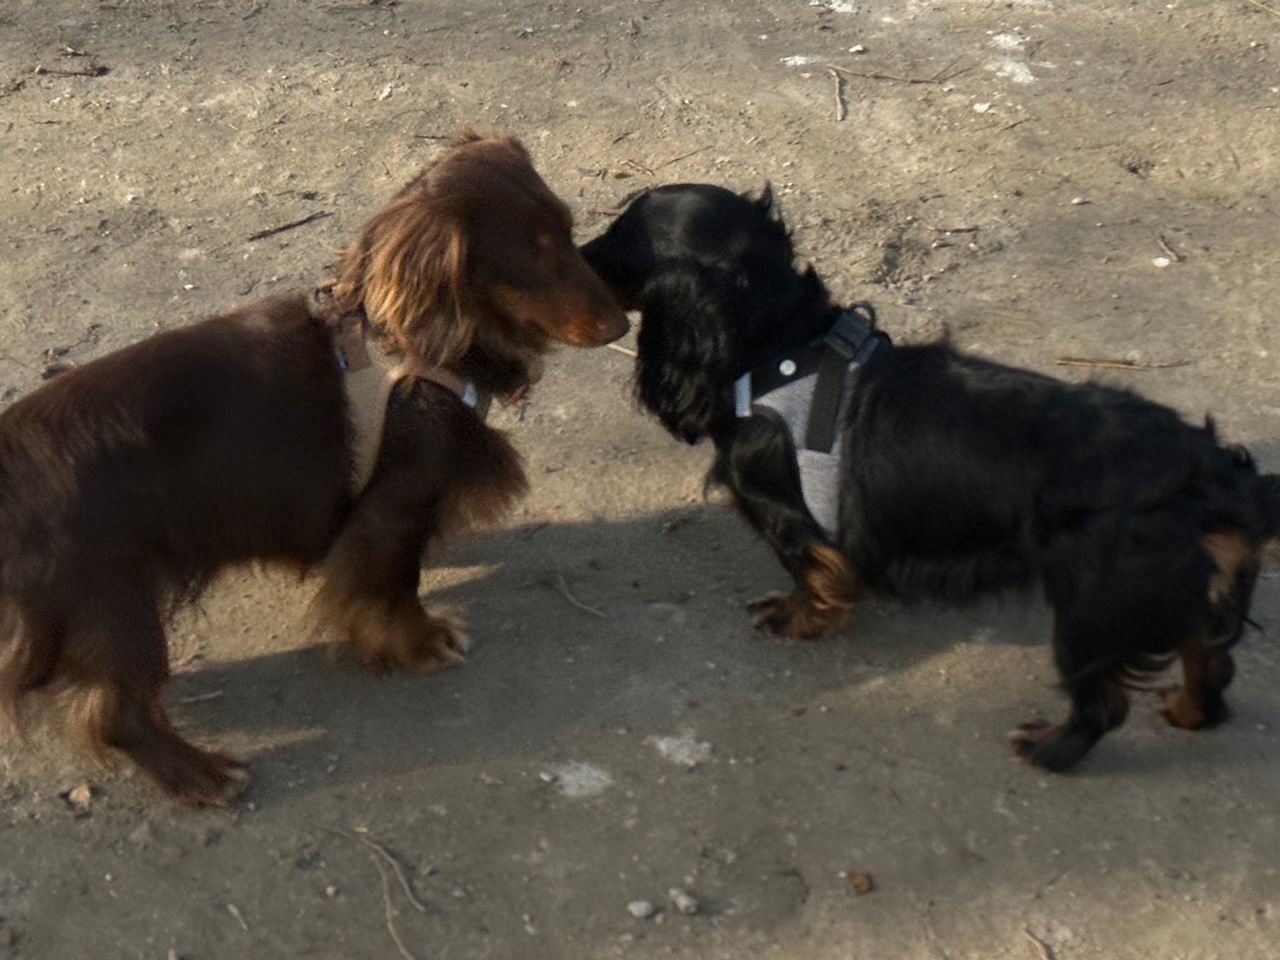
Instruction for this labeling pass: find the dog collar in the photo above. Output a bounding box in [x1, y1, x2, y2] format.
[733, 304, 884, 536]
[415, 365, 489, 418]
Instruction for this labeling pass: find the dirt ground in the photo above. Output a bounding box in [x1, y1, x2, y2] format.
[2, 1, 1279, 957]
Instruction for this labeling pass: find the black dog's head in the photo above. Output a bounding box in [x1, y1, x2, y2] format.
[581, 184, 833, 443]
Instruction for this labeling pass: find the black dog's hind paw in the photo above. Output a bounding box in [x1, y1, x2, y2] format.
[1008, 719, 1098, 773]
[1157, 685, 1229, 730]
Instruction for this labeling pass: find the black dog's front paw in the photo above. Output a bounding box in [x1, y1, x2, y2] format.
[746, 589, 847, 639]
[747, 591, 796, 635]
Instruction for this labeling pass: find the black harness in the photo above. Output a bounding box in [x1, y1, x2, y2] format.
[733, 303, 887, 535]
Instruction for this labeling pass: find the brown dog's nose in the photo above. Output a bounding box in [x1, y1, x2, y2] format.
[597, 305, 630, 344]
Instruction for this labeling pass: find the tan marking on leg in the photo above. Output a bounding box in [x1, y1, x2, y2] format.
[1202, 531, 1258, 605]
[1160, 642, 1208, 729]
[749, 546, 865, 639]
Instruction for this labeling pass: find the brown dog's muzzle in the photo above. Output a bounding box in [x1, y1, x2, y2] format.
[494, 256, 630, 348]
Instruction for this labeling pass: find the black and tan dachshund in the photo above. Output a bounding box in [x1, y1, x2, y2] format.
[582, 182, 1280, 772]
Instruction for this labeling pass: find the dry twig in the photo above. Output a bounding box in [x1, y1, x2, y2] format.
[554, 574, 609, 619]
[245, 210, 332, 242]
[30, 63, 107, 78]
[370, 854, 418, 960]
[1022, 927, 1056, 960]
[656, 145, 711, 170]
[828, 67, 847, 122]
[226, 903, 249, 932]
[333, 830, 428, 914]
[827, 63, 951, 86]
[1157, 234, 1184, 263]
[177, 690, 224, 705]
[1055, 356, 1189, 371]
[606, 342, 638, 358]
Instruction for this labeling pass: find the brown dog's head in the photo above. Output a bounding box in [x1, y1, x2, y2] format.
[334, 131, 628, 371]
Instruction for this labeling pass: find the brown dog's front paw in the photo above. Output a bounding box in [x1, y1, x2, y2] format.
[397, 612, 469, 674]
[172, 750, 251, 807]
[133, 738, 250, 807]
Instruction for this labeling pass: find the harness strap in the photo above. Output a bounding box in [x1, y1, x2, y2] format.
[804, 305, 877, 453]
[733, 304, 885, 537]
[308, 285, 487, 494]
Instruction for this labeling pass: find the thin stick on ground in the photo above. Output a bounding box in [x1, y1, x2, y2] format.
[1022, 927, 1056, 960]
[606, 342, 637, 358]
[828, 67, 847, 121]
[370, 853, 418, 960]
[176, 690, 224, 705]
[226, 903, 249, 932]
[1157, 234, 1184, 262]
[332, 829, 428, 914]
[245, 210, 333, 242]
[656, 145, 712, 170]
[1055, 356, 1190, 371]
[555, 573, 609, 619]
[826, 64, 945, 85]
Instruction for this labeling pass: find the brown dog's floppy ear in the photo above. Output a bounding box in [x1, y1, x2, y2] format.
[334, 189, 476, 367]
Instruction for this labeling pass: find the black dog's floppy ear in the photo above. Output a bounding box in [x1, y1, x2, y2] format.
[634, 264, 743, 444]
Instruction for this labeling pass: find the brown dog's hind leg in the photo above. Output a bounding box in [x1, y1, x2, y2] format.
[747, 545, 864, 639]
[64, 584, 247, 806]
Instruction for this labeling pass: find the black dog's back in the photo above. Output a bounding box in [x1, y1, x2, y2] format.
[584, 181, 1280, 774]
[843, 343, 1272, 606]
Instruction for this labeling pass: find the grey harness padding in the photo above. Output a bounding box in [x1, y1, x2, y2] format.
[734, 308, 883, 538]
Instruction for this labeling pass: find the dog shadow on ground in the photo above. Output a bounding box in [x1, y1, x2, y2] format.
[123, 501, 1271, 805]
[7, 503, 1276, 806]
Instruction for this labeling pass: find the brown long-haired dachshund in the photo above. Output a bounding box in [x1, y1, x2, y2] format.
[0, 131, 627, 805]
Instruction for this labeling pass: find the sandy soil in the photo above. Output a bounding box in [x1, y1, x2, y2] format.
[2, 1, 1279, 958]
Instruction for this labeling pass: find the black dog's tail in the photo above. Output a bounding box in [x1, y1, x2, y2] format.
[1255, 473, 1280, 542]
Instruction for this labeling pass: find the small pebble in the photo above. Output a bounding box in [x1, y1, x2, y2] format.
[627, 899, 658, 919]
[842, 870, 875, 895]
[64, 783, 94, 814]
[668, 888, 700, 915]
